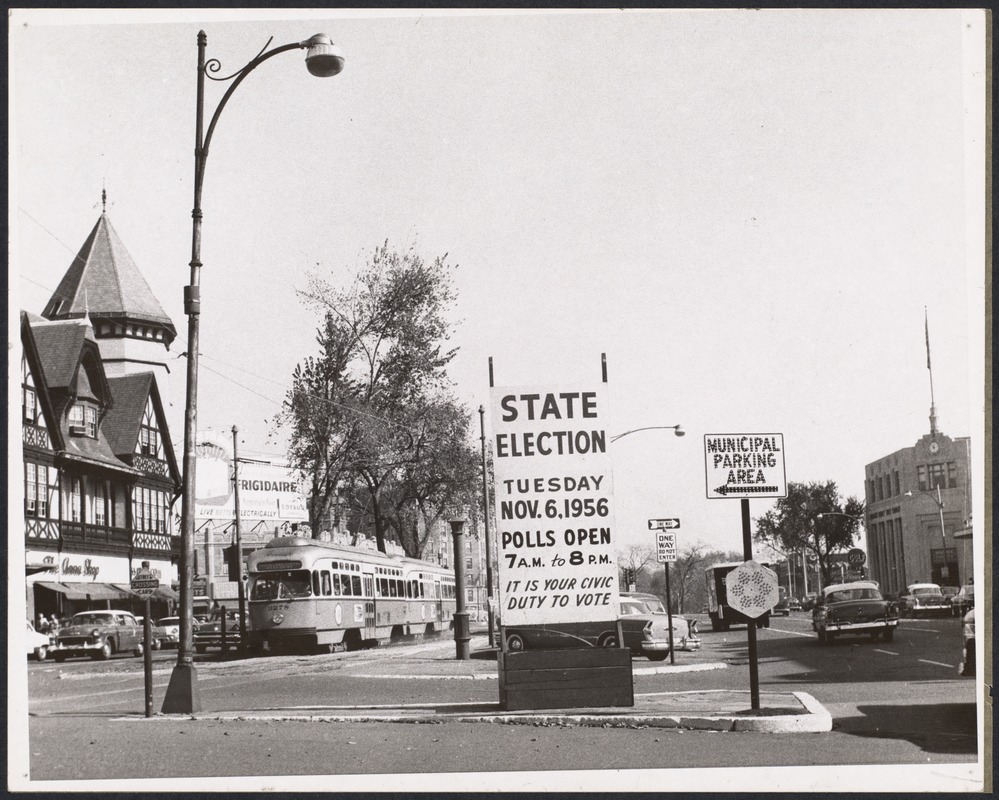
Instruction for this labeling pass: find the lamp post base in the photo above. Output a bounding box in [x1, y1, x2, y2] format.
[453, 611, 471, 660]
[161, 663, 203, 714]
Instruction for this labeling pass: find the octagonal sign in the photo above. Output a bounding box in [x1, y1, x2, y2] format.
[725, 560, 780, 619]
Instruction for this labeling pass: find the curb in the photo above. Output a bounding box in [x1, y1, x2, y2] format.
[351, 661, 729, 680]
[118, 691, 832, 733]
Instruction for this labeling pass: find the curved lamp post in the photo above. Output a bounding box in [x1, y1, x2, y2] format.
[610, 425, 684, 443]
[608, 423, 684, 665]
[163, 31, 344, 714]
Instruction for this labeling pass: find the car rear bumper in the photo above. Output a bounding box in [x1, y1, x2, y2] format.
[825, 618, 897, 632]
[641, 640, 672, 653]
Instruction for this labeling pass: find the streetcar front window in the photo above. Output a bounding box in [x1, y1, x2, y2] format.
[249, 570, 313, 600]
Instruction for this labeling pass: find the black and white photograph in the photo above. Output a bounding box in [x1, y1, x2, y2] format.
[8, 8, 987, 793]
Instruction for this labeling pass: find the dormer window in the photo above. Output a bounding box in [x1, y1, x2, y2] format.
[138, 401, 160, 458]
[69, 403, 98, 438]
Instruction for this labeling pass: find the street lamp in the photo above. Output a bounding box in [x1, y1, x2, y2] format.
[608, 423, 684, 665]
[904, 486, 951, 581]
[163, 30, 344, 714]
[610, 425, 684, 443]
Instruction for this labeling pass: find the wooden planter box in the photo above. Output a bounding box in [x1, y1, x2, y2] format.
[498, 647, 634, 711]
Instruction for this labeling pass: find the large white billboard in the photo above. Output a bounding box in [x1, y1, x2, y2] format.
[490, 384, 618, 626]
[194, 441, 308, 522]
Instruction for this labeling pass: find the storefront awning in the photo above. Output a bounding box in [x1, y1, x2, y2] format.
[121, 584, 179, 601]
[35, 582, 134, 601]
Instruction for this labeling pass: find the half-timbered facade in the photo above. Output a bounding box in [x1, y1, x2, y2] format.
[22, 203, 182, 624]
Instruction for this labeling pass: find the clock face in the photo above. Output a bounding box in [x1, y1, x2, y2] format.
[929, 441, 940, 454]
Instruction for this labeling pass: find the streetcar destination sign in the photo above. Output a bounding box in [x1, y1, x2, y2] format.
[704, 433, 787, 500]
[648, 518, 680, 530]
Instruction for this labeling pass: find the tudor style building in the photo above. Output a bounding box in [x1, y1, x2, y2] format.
[22, 203, 182, 624]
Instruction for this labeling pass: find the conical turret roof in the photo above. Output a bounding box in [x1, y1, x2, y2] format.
[42, 212, 177, 343]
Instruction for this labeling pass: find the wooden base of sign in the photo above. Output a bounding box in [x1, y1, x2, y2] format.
[498, 647, 634, 711]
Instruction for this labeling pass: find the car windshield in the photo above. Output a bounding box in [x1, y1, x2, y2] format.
[912, 587, 942, 596]
[826, 588, 882, 603]
[159, 618, 179, 625]
[71, 613, 114, 626]
[620, 600, 647, 616]
[638, 597, 667, 613]
[250, 570, 313, 600]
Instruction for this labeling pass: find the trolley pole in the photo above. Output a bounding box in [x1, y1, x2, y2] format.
[663, 561, 675, 665]
[478, 406, 495, 647]
[742, 498, 761, 710]
[232, 426, 247, 655]
[450, 519, 471, 660]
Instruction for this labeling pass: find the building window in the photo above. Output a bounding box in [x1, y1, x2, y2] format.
[139, 402, 160, 458]
[68, 404, 84, 428]
[927, 463, 947, 491]
[95, 483, 107, 527]
[466, 588, 475, 603]
[876, 476, 883, 501]
[465, 557, 473, 570]
[85, 406, 97, 438]
[70, 478, 82, 523]
[867, 479, 875, 503]
[893, 471, 900, 496]
[947, 462, 958, 489]
[917, 465, 928, 491]
[25, 463, 47, 516]
[465, 540, 472, 553]
[23, 385, 37, 424]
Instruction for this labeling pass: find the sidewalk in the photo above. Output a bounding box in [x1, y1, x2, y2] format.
[143, 635, 832, 733]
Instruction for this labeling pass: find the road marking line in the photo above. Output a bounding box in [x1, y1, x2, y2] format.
[873, 648, 898, 656]
[918, 659, 954, 668]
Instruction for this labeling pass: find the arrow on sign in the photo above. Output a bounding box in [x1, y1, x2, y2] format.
[648, 519, 681, 530]
[713, 484, 781, 496]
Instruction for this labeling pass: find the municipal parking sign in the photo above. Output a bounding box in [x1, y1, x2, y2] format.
[704, 433, 787, 499]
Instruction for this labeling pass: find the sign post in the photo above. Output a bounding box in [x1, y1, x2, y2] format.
[654, 525, 679, 665]
[131, 565, 160, 717]
[704, 433, 787, 711]
[490, 357, 632, 711]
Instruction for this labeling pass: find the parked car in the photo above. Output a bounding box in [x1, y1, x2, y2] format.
[788, 597, 803, 612]
[136, 616, 178, 650]
[193, 609, 247, 653]
[812, 581, 899, 644]
[503, 598, 677, 661]
[898, 583, 950, 618]
[158, 616, 182, 644]
[959, 609, 975, 677]
[800, 594, 819, 611]
[26, 621, 53, 661]
[950, 585, 974, 617]
[51, 610, 143, 661]
[772, 597, 791, 616]
[621, 591, 701, 651]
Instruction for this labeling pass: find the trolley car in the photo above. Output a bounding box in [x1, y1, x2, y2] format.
[245, 536, 456, 653]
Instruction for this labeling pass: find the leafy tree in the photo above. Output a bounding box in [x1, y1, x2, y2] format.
[753, 480, 865, 589]
[280, 241, 479, 556]
[618, 544, 655, 590]
[647, 545, 741, 613]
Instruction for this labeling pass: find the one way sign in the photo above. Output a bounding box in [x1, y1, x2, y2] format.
[648, 518, 680, 530]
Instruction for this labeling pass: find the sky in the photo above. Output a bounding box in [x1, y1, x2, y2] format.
[9, 8, 987, 562]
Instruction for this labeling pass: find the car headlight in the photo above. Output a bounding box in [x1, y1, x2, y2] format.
[963, 620, 975, 639]
[91, 628, 101, 638]
[271, 613, 284, 625]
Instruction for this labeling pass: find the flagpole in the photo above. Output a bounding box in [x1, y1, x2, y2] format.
[925, 307, 937, 437]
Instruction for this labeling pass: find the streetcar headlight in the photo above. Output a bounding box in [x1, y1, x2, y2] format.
[271, 613, 284, 625]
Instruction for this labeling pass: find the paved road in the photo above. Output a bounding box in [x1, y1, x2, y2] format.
[19, 613, 981, 790]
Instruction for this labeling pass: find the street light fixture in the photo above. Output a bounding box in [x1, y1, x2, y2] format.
[904, 486, 951, 581]
[610, 425, 684, 443]
[162, 30, 344, 714]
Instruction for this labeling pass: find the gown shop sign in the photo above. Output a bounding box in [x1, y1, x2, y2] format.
[490, 385, 619, 627]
